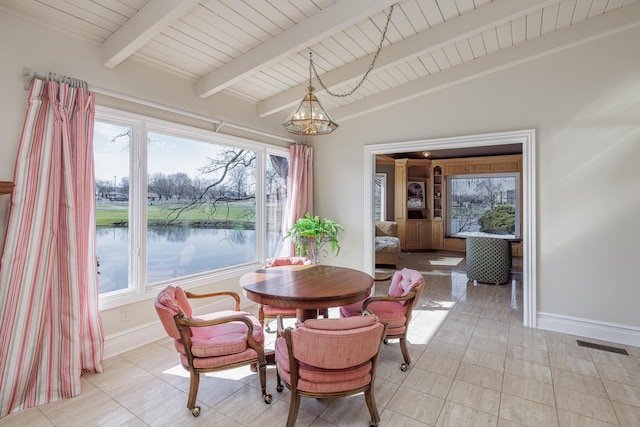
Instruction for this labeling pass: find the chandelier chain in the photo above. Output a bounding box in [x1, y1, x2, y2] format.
[309, 4, 395, 98]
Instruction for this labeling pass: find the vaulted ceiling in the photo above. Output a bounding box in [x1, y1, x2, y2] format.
[3, 0, 639, 126]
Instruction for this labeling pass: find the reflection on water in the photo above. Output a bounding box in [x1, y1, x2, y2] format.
[97, 227, 259, 294]
[147, 227, 193, 243]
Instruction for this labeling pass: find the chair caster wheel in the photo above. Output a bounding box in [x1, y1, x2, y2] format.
[191, 406, 201, 417]
[264, 393, 273, 404]
[383, 339, 388, 345]
[400, 363, 408, 372]
[265, 325, 272, 333]
[276, 384, 284, 392]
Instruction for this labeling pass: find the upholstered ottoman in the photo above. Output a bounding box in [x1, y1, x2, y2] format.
[466, 237, 511, 284]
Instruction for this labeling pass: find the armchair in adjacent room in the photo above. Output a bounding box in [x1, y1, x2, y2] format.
[374, 221, 400, 268]
[275, 315, 388, 427]
[339, 268, 425, 371]
[154, 285, 272, 417]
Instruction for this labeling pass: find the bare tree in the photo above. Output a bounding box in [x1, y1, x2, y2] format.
[162, 148, 257, 224]
[267, 155, 288, 202]
[449, 179, 478, 234]
[148, 173, 172, 200]
[228, 166, 248, 198]
[95, 179, 112, 197]
[119, 177, 129, 197]
[169, 173, 193, 200]
[473, 178, 503, 209]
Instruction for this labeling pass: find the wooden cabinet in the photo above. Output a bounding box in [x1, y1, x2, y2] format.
[511, 241, 522, 256]
[393, 161, 407, 221]
[429, 164, 444, 249]
[394, 159, 431, 250]
[431, 220, 443, 250]
[440, 155, 521, 175]
[405, 220, 430, 250]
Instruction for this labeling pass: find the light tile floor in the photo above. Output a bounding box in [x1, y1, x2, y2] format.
[2, 252, 640, 426]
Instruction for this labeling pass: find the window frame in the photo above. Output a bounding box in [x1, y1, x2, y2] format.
[95, 106, 288, 311]
[445, 172, 521, 238]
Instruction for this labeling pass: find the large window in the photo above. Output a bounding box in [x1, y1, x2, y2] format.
[94, 108, 288, 309]
[446, 173, 520, 238]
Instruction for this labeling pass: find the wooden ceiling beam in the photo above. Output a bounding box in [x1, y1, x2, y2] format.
[195, 0, 397, 99]
[333, 2, 640, 122]
[257, 0, 559, 117]
[101, 0, 200, 68]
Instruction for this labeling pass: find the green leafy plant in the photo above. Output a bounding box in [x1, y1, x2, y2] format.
[478, 205, 515, 234]
[284, 213, 344, 263]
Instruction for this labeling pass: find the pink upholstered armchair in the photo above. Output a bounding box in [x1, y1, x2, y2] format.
[154, 286, 272, 417]
[260, 257, 327, 331]
[340, 268, 425, 371]
[275, 315, 388, 427]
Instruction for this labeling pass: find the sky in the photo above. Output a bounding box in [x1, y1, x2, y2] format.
[93, 121, 225, 184]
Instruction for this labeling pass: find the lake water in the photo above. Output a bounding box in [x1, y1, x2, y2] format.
[97, 227, 262, 294]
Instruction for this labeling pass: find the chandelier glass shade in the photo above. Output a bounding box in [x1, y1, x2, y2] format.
[282, 5, 394, 136]
[282, 85, 338, 135]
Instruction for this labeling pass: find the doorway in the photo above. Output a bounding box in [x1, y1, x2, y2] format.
[363, 129, 537, 328]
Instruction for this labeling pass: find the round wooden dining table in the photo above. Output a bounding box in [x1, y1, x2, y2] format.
[240, 264, 373, 322]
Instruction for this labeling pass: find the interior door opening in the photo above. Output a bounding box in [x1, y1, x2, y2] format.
[364, 129, 536, 328]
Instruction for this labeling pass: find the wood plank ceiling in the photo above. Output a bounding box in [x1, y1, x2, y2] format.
[3, 0, 639, 125]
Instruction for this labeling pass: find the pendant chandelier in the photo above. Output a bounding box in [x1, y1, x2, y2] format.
[281, 55, 338, 136]
[282, 4, 395, 136]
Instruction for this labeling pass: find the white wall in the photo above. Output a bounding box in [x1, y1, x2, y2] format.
[312, 26, 640, 343]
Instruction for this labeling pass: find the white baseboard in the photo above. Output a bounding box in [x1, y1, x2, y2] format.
[537, 312, 640, 348]
[103, 321, 166, 359]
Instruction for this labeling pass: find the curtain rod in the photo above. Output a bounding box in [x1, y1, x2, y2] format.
[22, 67, 295, 144]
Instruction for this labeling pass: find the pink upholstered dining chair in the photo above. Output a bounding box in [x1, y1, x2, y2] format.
[275, 315, 388, 427]
[260, 257, 328, 332]
[154, 286, 272, 417]
[339, 268, 425, 371]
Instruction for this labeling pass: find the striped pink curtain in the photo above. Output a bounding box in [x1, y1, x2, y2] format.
[283, 144, 313, 256]
[0, 79, 104, 417]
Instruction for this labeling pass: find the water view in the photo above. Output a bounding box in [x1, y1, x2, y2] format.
[97, 227, 257, 294]
[93, 121, 288, 296]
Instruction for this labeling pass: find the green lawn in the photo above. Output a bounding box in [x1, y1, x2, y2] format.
[96, 200, 258, 226]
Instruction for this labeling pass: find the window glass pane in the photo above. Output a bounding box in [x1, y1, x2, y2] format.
[146, 133, 256, 283]
[266, 154, 288, 258]
[374, 173, 386, 221]
[447, 174, 518, 237]
[94, 121, 131, 294]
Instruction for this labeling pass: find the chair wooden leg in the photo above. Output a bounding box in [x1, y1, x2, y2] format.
[399, 336, 411, 371]
[258, 306, 265, 329]
[286, 391, 301, 427]
[187, 371, 200, 416]
[275, 367, 284, 393]
[364, 387, 380, 427]
[257, 359, 273, 403]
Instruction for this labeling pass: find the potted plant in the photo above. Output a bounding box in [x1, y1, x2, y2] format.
[284, 213, 344, 264]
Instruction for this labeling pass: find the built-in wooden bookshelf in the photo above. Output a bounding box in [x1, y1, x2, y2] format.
[394, 158, 431, 250]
